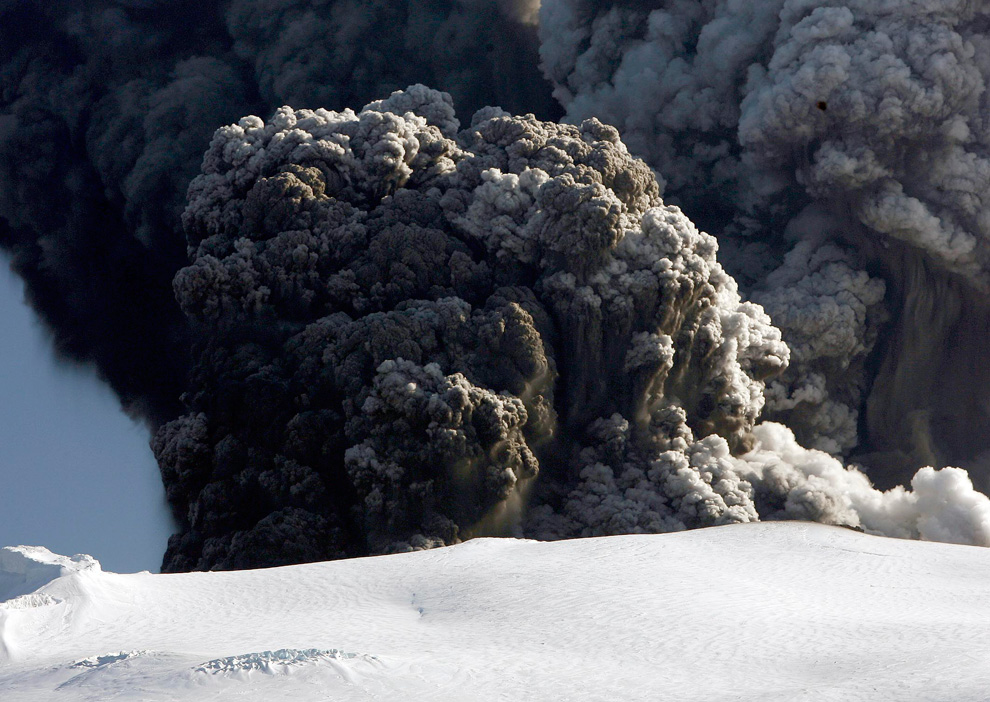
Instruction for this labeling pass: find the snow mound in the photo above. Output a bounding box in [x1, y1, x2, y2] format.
[55, 651, 178, 694]
[196, 648, 366, 676]
[2, 527, 989, 700]
[0, 547, 100, 603]
[0, 594, 61, 611]
[71, 652, 150, 669]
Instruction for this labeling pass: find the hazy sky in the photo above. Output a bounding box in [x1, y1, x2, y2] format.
[0, 257, 174, 573]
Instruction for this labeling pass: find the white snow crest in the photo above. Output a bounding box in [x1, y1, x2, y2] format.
[0, 546, 100, 603]
[196, 648, 368, 676]
[0, 593, 61, 611]
[71, 651, 151, 669]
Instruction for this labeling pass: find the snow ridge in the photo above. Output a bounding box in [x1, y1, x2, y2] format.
[196, 648, 366, 676]
[0, 594, 61, 610]
[0, 546, 100, 603]
[71, 652, 150, 669]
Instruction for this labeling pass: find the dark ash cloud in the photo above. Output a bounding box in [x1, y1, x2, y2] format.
[155, 86, 792, 568]
[156, 87, 990, 571]
[0, 0, 558, 426]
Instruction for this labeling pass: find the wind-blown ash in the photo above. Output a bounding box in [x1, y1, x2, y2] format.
[538, 0, 990, 486]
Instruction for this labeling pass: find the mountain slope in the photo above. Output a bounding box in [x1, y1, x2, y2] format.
[1, 523, 988, 701]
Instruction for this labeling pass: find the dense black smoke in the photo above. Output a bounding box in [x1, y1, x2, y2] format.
[152, 87, 776, 568]
[538, 0, 990, 488]
[0, 0, 557, 425]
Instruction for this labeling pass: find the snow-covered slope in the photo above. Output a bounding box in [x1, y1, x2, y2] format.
[1, 523, 988, 701]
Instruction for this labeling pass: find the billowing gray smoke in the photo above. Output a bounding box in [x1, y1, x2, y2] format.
[0, 0, 556, 424]
[155, 87, 990, 571]
[539, 0, 990, 487]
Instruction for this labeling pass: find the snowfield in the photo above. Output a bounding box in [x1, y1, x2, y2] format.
[1, 523, 989, 701]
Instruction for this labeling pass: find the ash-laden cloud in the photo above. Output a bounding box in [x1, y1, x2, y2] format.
[0, 0, 556, 425]
[538, 0, 990, 487]
[4, 0, 990, 572]
[224, 0, 553, 118]
[154, 86, 990, 571]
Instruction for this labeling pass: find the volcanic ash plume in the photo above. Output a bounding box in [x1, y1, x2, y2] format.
[154, 86, 990, 571]
[538, 0, 990, 486]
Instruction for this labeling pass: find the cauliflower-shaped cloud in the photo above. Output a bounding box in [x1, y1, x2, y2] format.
[754, 232, 887, 455]
[158, 85, 990, 570]
[156, 86, 791, 570]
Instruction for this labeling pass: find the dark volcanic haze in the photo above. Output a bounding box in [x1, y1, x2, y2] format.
[0, 0, 557, 425]
[3, 0, 990, 570]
